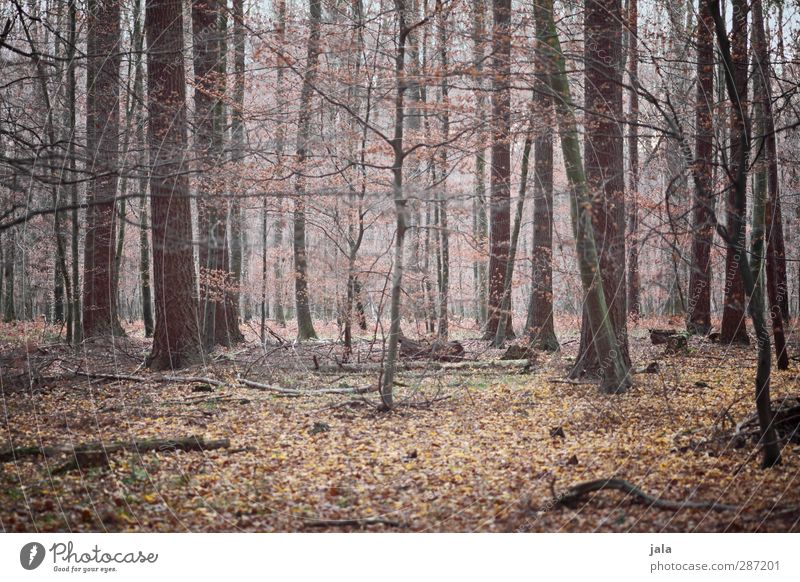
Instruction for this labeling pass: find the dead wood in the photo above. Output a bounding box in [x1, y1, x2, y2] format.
[556, 478, 738, 512]
[0, 435, 231, 467]
[301, 517, 405, 529]
[399, 335, 465, 362]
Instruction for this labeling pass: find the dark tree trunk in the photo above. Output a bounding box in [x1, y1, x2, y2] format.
[484, 0, 512, 339]
[145, 0, 203, 369]
[719, 0, 750, 345]
[82, 0, 124, 338]
[227, 0, 246, 342]
[526, 13, 558, 351]
[535, 0, 630, 393]
[572, 0, 630, 377]
[293, 0, 322, 341]
[687, 0, 714, 335]
[626, 0, 640, 319]
[710, 0, 780, 468]
[752, 0, 789, 369]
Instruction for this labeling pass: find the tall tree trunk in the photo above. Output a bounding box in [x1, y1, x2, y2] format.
[493, 118, 533, 347]
[471, 0, 488, 326]
[719, 0, 750, 345]
[130, 0, 153, 338]
[193, 0, 229, 348]
[525, 8, 558, 352]
[3, 235, 14, 322]
[484, 0, 512, 339]
[626, 0, 640, 318]
[82, 0, 124, 338]
[752, 0, 789, 369]
[145, 0, 203, 369]
[226, 0, 246, 341]
[293, 0, 321, 341]
[67, 0, 81, 344]
[436, 0, 450, 338]
[572, 0, 630, 377]
[687, 0, 714, 335]
[535, 0, 630, 393]
[710, 0, 779, 468]
[273, 0, 287, 326]
[381, 0, 412, 410]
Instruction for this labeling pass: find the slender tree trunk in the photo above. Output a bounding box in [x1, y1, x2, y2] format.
[131, 0, 153, 338]
[3, 235, 14, 322]
[719, 0, 750, 345]
[381, 0, 412, 409]
[192, 0, 229, 348]
[687, 0, 714, 335]
[710, 0, 779, 467]
[471, 0, 488, 326]
[436, 0, 450, 338]
[83, 0, 124, 338]
[293, 0, 322, 341]
[573, 0, 630, 377]
[484, 0, 512, 339]
[68, 0, 81, 344]
[526, 10, 558, 352]
[535, 0, 630, 393]
[227, 0, 246, 341]
[493, 120, 533, 347]
[752, 0, 789, 369]
[273, 0, 287, 326]
[145, 0, 203, 369]
[626, 0, 640, 318]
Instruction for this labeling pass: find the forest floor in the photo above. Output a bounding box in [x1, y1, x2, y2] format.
[1, 317, 799, 532]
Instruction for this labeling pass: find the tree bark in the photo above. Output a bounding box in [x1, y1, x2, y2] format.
[710, 0, 780, 467]
[752, 0, 789, 369]
[687, 0, 714, 335]
[535, 0, 630, 393]
[626, 0, 640, 318]
[484, 0, 512, 339]
[227, 0, 246, 342]
[436, 0, 450, 339]
[719, 0, 750, 345]
[293, 0, 322, 341]
[380, 0, 413, 409]
[471, 0, 488, 326]
[145, 0, 204, 370]
[82, 0, 124, 338]
[573, 0, 630, 377]
[526, 9, 558, 352]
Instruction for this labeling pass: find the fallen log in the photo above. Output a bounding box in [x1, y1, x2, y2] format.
[0, 435, 230, 465]
[556, 478, 738, 512]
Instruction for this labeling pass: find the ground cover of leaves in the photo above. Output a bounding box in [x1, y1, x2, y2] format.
[1, 320, 799, 532]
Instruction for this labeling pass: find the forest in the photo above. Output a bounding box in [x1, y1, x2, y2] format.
[0, 0, 799, 533]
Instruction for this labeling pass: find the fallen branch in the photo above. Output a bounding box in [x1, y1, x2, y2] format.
[317, 359, 530, 374]
[0, 435, 230, 466]
[237, 376, 376, 396]
[556, 478, 739, 512]
[68, 368, 226, 388]
[301, 517, 405, 529]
